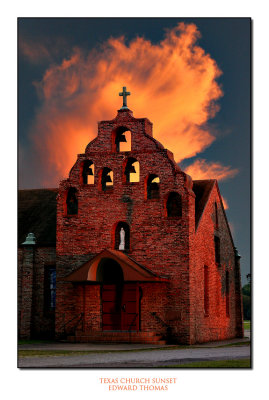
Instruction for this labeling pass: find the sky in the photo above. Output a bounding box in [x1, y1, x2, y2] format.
[18, 17, 250, 285]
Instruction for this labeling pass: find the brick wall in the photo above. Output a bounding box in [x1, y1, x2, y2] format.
[18, 246, 56, 339]
[190, 184, 243, 343]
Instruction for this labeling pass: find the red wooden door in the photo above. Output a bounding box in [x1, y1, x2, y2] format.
[102, 284, 139, 331]
[102, 284, 122, 330]
[121, 284, 139, 331]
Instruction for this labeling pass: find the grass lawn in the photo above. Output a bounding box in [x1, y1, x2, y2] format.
[162, 359, 251, 368]
[218, 341, 250, 347]
[18, 350, 99, 357]
[18, 347, 200, 358]
[244, 320, 251, 330]
[18, 340, 57, 345]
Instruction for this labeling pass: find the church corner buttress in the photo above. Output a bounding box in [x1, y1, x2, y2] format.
[18, 89, 244, 344]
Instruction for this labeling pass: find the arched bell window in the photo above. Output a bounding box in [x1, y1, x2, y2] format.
[101, 167, 113, 191]
[147, 174, 160, 199]
[81, 160, 94, 185]
[112, 126, 131, 152]
[66, 187, 78, 215]
[124, 158, 140, 183]
[114, 222, 130, 251]
[166, 192, 182, 217]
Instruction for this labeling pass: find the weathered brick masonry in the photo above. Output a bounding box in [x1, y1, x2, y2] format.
[18, 105, 243, 344]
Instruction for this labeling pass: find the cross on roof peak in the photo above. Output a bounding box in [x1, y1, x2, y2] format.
[119, 86, 131, 109]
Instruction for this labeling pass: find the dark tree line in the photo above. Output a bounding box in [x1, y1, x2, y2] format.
[242, 278, 251, 320]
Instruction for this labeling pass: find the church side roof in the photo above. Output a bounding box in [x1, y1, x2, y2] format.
[18, 188, 58, 246]
[192, 180, 216, 229]
[192, 179, 235, 246]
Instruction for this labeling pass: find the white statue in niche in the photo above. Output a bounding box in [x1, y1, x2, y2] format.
[119, 227, 125, 250]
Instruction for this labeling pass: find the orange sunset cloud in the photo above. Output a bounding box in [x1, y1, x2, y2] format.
[24, 22, 235, 187]
[184, 159, 239, 182]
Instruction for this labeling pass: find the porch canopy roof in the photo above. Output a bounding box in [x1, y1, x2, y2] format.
[64, 249, 169, 283]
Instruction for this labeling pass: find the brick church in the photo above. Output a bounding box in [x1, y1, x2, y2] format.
[18, 88, 243, 344]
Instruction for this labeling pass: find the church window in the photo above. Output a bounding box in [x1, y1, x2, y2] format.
[147, 174, 160, 199]
[66, 188, 78, 215]
[226, 270, 230, 317]
[101, 168, 113, 191]
[204, 265, 209, 316]
[114, 222, 130, 251]
[44, 266, 56, 312]
[214, 236, 220, 265]
[166, 192, 182, 217]
[81, 160, 94, 185]
[112, 126, 131, 152]
[124, 158, 140, 183]
[214, 202, 219, 228]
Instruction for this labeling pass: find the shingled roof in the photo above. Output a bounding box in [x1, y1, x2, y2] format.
[18, 181, 215, 246]
[18, 189, 58, 246]
[192, 180, 216, 229]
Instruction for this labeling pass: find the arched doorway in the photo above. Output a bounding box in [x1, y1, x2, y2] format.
[97, 258, 124, 283]
[97, 258, 139, 331]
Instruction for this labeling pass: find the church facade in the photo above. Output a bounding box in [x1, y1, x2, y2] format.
[18, 90, 243, 344]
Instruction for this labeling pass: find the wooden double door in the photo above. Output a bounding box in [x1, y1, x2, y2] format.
[102, 283, 139, 331]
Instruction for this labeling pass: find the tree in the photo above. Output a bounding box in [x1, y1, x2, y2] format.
[242, 283, 250, 297]
[242, 282, 251, 320]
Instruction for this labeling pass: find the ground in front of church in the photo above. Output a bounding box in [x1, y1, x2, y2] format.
[18, 331, 250, 368]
